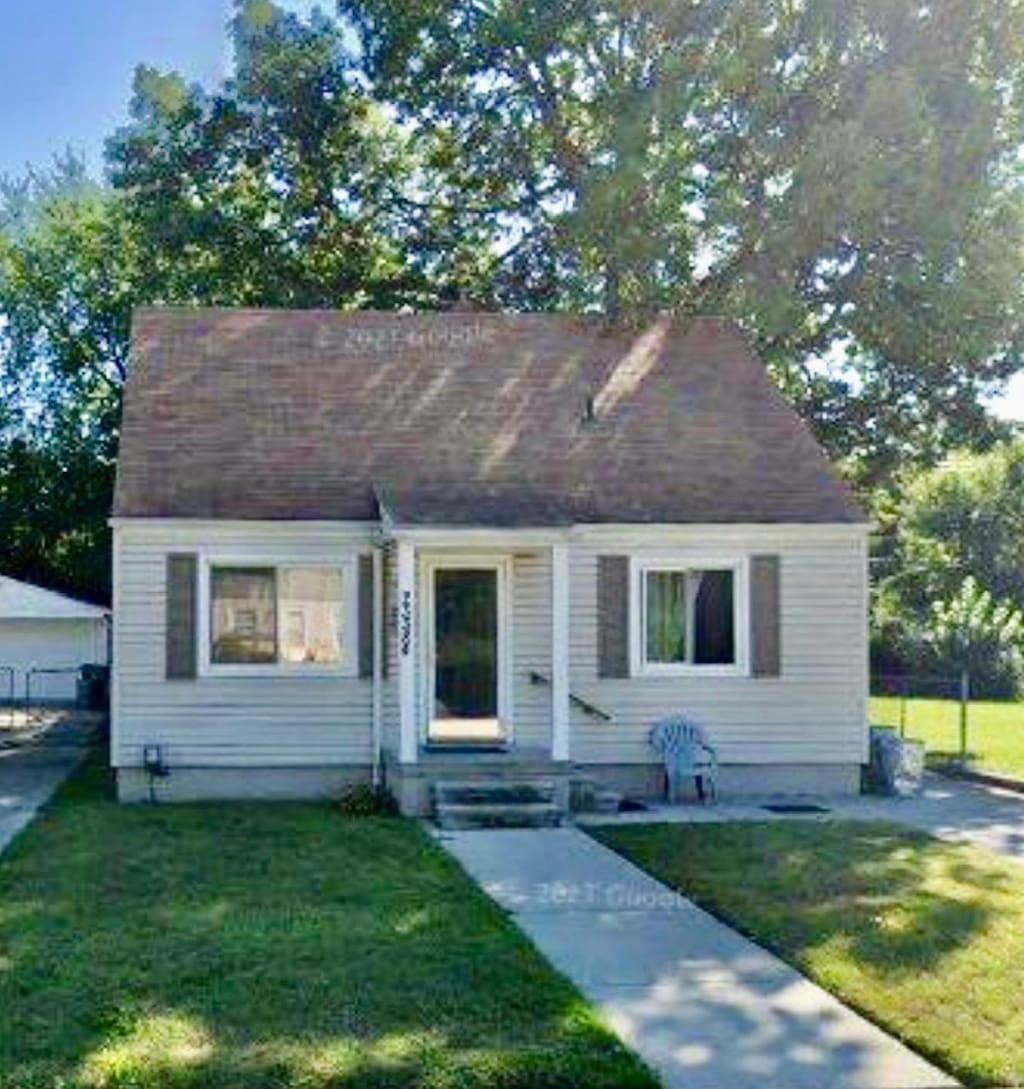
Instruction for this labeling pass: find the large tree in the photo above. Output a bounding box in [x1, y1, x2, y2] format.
[349, 0, 1024, 479]
[4, 0, 1024, 600]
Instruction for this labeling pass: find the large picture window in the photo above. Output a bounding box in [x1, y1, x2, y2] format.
[636, 561, 744, 674]
[209, 564, 344, 668]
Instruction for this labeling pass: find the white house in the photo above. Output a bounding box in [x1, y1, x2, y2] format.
[0, 576, 109, 704]
[111, 308, 869, 813]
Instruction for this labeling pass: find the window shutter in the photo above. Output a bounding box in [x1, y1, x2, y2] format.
[597, 555, 630, 678]
[358, 553, 374, 679]
[750, 555, 781, 677]
[166, 554, 198, 680]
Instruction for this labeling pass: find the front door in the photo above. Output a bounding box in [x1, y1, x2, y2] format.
[428, 566, 506, 745]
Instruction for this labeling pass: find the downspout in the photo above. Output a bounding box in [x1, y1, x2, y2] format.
[371, 545, 384, 787]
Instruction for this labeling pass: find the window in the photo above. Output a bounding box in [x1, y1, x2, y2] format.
[209, 564, 344, 669]
[636, 561, 744, 674]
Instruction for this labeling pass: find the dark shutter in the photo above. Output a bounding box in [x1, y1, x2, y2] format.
[358, 553, 374, 679]
[165, 553, 198, 680]
[750, 555, 781, 677]
[597, 555, 630, 678]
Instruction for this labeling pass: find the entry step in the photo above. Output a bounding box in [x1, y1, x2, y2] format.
[432, 779, 564, 829]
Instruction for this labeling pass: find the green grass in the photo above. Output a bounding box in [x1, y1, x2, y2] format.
[592, 820, 1024, 1087]
[0, 754, 655, 1089]
[871, 694, 1024, 778]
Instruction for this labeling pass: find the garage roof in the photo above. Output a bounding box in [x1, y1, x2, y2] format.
[0, 577, 108, 621]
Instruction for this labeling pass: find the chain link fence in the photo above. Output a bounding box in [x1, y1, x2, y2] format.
[871, 673, 970, 761]
[871, 672, 1024, 777]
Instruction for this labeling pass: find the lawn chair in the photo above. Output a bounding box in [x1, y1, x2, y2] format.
[649, 715, 718, 804]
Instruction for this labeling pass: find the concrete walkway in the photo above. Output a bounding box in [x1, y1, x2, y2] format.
[582, 773, 1024, 864]
[441, 827, 955, 1089]
[0, 711, 96, 856]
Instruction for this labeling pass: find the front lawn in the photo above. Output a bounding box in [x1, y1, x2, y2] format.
[592, 820, 1024, 1087]
[0, 754, 655, 1089]
[870, 694, 1024, 778]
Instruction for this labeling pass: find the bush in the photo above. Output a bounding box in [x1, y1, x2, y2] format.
[336, 782, 399, 816]
[920, 577, 1024, 699]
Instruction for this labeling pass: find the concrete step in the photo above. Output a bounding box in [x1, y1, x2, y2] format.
[435, 801, 563, 830]
[434, 779, 557, 807]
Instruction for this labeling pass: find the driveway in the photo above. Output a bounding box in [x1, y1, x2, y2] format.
[440, 826, 954, 1089]
[580, 772, 1024, 864]
[0, 709, 98, 856]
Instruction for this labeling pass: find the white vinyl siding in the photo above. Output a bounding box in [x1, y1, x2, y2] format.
[511, 551, 552, 751]
[568, 526, 868, 767]
[114, 520, 867, 772]
[113, 521, 376, 768]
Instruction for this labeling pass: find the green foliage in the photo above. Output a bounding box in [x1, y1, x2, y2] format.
[921, 577, 1024, 698]
[4, 0, 1024, 599]
[351, 0, 1024, 478]
[872, 442, 1024, 694]
[336, 781, 399, 815]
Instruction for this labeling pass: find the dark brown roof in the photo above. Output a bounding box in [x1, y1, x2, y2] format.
[114, 308, 865, 525]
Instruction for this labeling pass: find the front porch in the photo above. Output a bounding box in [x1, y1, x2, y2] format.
[385, 529, 572, 816]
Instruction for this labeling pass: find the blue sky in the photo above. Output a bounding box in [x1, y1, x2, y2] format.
[0, 1, 320, 178]
[1, 1, 1022, 422]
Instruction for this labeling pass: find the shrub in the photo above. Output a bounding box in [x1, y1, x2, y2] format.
[336, 782, 399, 816]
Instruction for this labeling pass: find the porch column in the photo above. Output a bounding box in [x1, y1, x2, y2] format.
[397, 540, 418, 763]
[551, 542, 570, 761]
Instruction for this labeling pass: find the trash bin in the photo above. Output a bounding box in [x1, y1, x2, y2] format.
[76, 664, 110, 711]
[868, 726, 925, 796]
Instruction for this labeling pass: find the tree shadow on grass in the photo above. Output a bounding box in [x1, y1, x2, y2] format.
[0, 753, 656, 1089]
[597, 821, 1012, 979]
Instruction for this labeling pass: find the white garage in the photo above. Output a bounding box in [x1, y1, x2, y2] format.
[0, 577, 109, 704]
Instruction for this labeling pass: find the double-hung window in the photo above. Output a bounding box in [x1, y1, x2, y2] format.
[635, 559, 747, 675]
[204, 560, 355, 674]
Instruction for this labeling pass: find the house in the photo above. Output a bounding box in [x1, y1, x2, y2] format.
[110, 307, 868, 813]
[0, 576, 109, 704]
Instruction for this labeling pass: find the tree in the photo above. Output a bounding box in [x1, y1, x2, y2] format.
[872, 442, 1024, 693]
[105, 1, 484, 310]
[0, 161, 130, 601]
[348, 0, 1024, 478]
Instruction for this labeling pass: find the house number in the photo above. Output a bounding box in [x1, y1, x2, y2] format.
[400, 590, 413, 657]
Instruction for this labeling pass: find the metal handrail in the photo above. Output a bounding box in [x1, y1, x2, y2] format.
[528, 670, 613, 722]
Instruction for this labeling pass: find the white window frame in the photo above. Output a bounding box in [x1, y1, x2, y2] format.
[198, 553, 359, 678]
[630, 554, 750, 678]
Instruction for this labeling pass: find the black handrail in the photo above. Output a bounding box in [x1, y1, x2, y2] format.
[528, 671, 613, 722]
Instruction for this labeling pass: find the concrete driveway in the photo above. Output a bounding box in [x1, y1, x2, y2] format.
[0, 709, 98, 856]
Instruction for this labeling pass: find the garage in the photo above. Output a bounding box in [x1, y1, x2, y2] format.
[0, 577, 109, 704]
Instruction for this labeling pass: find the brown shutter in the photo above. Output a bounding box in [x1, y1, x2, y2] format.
[750, 554, 781, 677]
[597, 555, 630, 678]
[358, 553, 374, 679]
[165, 554, 198, 680]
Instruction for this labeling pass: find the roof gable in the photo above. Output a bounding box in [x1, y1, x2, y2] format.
[114, 308, 864, 525]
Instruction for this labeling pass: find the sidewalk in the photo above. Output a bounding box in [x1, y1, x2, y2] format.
[440, 826, 955, 1089]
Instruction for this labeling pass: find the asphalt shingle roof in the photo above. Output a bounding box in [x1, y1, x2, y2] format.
[114, 307, 865, 525]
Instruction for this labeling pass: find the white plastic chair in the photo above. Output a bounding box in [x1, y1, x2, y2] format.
[649, 715, 718, 804]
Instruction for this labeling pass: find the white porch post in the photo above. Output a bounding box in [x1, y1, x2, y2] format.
[397, 539, 418, 763]
[551, 542, 570, 761]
